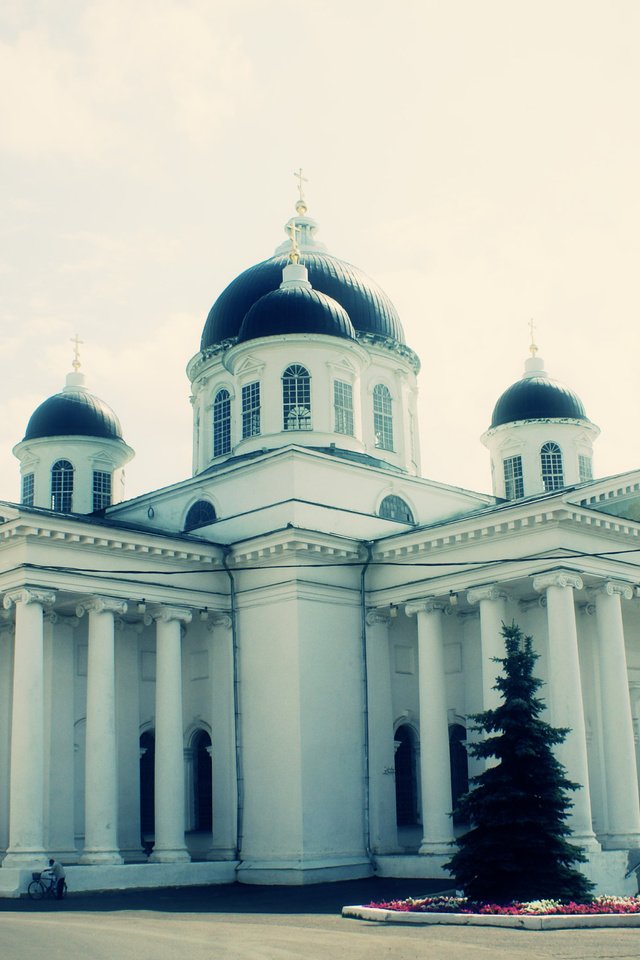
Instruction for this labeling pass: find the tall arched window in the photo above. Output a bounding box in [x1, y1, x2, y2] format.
[379, 495, 414, 524]
[213, 389, 231, 457]
[191, 730, 213, 832]
[373, 384, 393, 451]
[184, 500, 217, 531]
[449, 723, 469, 826]
[282, 364, 312, 431]
[51, 459, 74, 512]
[540, 441, 564, 491]
[394, 724, 419, 826]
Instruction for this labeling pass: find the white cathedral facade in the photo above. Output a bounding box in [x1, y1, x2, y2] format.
[1, 194, 640, 897]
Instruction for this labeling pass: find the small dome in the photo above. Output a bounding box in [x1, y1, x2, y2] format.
[237, 284, 356, 344]
[490, 375, 589, 429]
[202, 252, 404, 348]
[24, 388, 125, 442]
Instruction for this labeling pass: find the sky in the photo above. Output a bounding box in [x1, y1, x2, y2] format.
[1, 0, 638, 505]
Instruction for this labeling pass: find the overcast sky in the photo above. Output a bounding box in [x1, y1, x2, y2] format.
[1, 0, 638, 506]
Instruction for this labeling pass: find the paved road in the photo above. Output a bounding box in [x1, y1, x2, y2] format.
[2, 878, 639, 960]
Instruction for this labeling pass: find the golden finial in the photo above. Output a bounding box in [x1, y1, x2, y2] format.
[287, 221, 301, 263]
[528, 318, 538, 357]
[293, 167, 308, 215]
[71, 333, 84, 372]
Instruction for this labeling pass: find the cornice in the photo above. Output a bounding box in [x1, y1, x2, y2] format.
[228, 528, 363, 567]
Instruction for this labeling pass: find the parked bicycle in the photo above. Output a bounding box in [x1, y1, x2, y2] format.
[28, 871, 67, 900]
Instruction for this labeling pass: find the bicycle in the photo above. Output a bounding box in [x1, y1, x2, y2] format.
[27, 871, 67, 900]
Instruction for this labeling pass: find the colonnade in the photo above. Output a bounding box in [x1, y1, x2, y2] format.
[0, 588, 232, 869]
[368, 569, 640, 858]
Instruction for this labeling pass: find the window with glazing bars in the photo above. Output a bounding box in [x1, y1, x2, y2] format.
[379, 495, 414, 523]
[242, 381, 261, 438]
[334, 379, 354, 435]
[92, 470, 112, 510]
[503, 455, 524, 499]
[213, 389, 231, 456]
[21, 473, 34, 506]
[578, 454, 593, 482]
[51, 460, 73, 512]
[540, 442, 564, 491]
[373, 383, 393, 450]
[282, 365, 311, 431]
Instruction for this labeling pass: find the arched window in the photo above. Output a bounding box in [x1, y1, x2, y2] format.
[191, 730, 213, 832]
[282, 364, 312, 431]
[213, 389, 231, 457]
[540, 441, 564, 491]
[184, 500, 217, 531]
[379, 495, 414, 524]
[449, 723, 469, 826]
[373, 384, 393, 450]
[51, 459, 74, 512]
[394, 724, 419, 826]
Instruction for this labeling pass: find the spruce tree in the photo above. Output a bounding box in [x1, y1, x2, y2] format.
[445, 621, 594, 903]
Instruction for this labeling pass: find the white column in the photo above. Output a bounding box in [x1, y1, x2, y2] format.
[0, 616, 12, 855]
[44, 612, 78, 860]
[365, 609, 398, 854]
[533, 570, 598, 849]
[405, 599, 454, 856]
[77, 596, 127, 864]
[207, 614, 238, 860]
[148, 605, 191, 863]
[594, 581, 640, 848]
[2, 588, 55, 867]
[466, 584, 509, 712]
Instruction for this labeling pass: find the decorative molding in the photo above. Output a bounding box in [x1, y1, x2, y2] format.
[144, 604, 192, 626]
[207, 613, 232, 631]
[76, 597, 128, 618]
[366, 608, 391, 627]
[3, 587, 56, 609]
[532, 570, 584, 593]
[467, 584, 509, 606]
[596, 580, 634, 601]
[518, 596, 547, 611]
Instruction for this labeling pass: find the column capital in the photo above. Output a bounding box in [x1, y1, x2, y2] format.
[366, 608, 391, 626]
[76, 596, 128, 618]
[467, 583, 509, 605]
[595, 580, 634, 601]
[206, 612, 232, 631]
[144, 604, 192, 626]
[405, 598, 446, 617]
[533, 570, 583, 593]
[3, 587, 56, 610]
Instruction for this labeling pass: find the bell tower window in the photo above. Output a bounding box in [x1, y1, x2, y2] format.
[373, 383, 393, 451]
[92, 470, 112, 510]
[282, 365, 312, 431]
[379, 495, 414, 523]
[579, 454, 593, 482]
[21, 473, 34, 506]
[213, 389, 231, 457]
[540, 442, 564, 491]
[334, 380, 354, 436]
[503, 455, 524, 499]
[51, 460, 74, 512]
[242, 381, 261, 439]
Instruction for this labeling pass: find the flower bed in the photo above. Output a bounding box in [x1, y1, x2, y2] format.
[366, 895, 640, 916]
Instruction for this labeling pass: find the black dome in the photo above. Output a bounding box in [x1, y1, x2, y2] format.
[202, 252, 404, 348]
[491, 376, 589, 428]
[238, 285, 356, 343]
[24, 389, 125, 442]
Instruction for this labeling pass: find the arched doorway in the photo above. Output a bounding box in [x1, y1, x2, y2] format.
[394, 724, 419, 825]
[192, 729, 212, 832]
[139, 730, 155, 851]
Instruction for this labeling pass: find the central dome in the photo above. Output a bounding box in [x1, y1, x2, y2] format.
[201, 252, 404, 349]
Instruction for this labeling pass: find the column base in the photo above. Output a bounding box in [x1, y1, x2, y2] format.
[80, 849, 124, 865]
[599, 833, 640, 850]
[1, 850, 47, 869]
[206, 847, 238, 861]
[419, 839, 455, 857]
[149, 848, 191, 864]
[572, 833, 602, 854]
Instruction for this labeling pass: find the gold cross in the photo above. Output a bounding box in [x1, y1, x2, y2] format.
[71, 333, 84, 372]
[528, 318, 538, 357]
[293, 167, 308, 203]
[287, 221, 301, 263]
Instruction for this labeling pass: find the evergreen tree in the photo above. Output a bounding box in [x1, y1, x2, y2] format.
[445, 621, 594, 903]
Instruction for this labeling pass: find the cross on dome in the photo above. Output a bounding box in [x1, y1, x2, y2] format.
[71, 333, 84, 372]
[528, 318, 538, 357]
[293, 167, 308, 215]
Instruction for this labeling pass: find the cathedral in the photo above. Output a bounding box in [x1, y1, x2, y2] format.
[1, 189, 639, 897]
